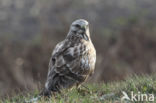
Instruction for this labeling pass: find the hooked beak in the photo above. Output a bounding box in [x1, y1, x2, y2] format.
[81, 25, 87, 31]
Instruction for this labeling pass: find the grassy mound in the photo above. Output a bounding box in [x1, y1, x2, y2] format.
[1, 74, 156, 103]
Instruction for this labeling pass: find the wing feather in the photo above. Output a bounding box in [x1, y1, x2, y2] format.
[45, 39, 96, 92]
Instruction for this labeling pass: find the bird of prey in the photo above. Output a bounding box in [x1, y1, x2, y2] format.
[41, 19, 96, 96]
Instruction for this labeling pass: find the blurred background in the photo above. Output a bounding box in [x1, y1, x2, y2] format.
[0, 0, 156, 97]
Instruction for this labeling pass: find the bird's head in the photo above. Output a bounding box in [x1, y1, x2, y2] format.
[68, 19, 90, 41]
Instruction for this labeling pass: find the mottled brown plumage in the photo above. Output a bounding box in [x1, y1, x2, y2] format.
[41, 19, 96, 96]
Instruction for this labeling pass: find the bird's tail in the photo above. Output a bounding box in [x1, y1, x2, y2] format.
[39, 88, 52, 97]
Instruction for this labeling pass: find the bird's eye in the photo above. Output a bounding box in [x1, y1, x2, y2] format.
[75, 24, 80, 28]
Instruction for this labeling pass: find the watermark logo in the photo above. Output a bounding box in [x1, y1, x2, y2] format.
[121, 91, 154, 102]
[121, 91, 130, 101]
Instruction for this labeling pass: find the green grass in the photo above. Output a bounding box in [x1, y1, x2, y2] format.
[1, 74, 156, 103]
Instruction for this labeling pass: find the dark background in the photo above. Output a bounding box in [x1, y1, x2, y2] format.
[0, 0, 156, 97]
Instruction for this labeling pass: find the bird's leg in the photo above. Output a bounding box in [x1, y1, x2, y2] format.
[76, 84, 82, 92]
[76, 84, 91, 95]
[81, 84, 90, 91]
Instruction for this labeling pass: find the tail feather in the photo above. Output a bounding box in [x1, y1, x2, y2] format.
[39, 89, 52, 97]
